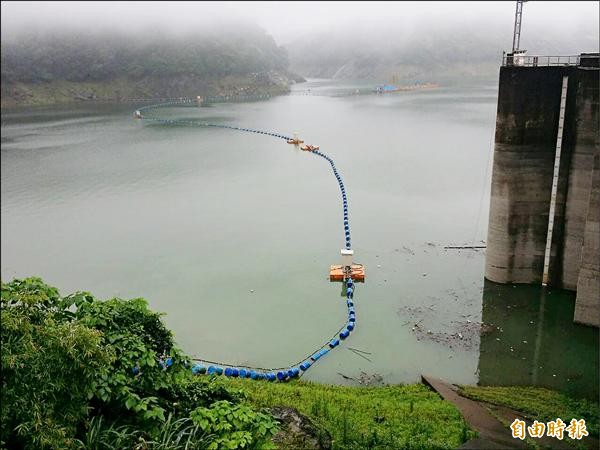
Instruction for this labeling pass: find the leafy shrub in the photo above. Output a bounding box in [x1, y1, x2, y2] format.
[0, 277, 278, 450]
[191, 401, 277, 450]
[157, 376, 242, 418]
[1, 278, 113, 449]
[73, 296, 188, 427]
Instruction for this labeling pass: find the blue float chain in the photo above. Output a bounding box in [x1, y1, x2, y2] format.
[136, 100, 356, 382]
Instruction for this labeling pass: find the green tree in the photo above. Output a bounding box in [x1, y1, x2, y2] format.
[1, 277, 277, 450]
[1, 278, 113, 449]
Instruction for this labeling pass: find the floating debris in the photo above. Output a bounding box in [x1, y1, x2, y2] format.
[400, 246, 416, 256]
[358, 371, 384, 386]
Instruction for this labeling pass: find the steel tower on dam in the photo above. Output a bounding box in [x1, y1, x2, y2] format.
[484, 53, 599, 327]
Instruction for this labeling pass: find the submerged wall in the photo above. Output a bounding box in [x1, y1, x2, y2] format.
[574, 149, 600, 325]
[485, 60, 600, 327]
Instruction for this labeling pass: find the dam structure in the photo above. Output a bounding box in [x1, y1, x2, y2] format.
[485, 53, 600, 327]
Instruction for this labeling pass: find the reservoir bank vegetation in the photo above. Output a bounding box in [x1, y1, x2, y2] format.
[1, 278, 597, 449]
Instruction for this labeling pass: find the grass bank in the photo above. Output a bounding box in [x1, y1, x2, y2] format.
[459, 386, 599, 437]
[229, 378, 474, 449]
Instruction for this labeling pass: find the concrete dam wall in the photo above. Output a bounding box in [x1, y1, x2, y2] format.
[485, 57, 599, 327]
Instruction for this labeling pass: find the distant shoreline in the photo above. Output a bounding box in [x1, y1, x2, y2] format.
[1, 72, 300, 108]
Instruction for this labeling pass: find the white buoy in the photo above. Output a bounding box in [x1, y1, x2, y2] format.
[341, 249, 354, 268]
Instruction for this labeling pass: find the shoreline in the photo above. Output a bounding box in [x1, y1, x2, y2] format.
[0, 72, 297, 108]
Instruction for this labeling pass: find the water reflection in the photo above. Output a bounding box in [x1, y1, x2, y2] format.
[478, 280, 599, 399]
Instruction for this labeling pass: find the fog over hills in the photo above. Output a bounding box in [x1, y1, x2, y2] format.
[283, 7, 599, 82]
[1, 1, 598, 105]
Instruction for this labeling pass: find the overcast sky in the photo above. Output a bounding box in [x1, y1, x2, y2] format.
[2, 1, 598, 45]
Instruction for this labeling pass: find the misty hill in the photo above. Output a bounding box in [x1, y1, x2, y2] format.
[1, 25, 300, 106]
[286, 20, 599, 83]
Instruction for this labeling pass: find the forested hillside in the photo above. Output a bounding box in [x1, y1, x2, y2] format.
[1, 24, 300, 106]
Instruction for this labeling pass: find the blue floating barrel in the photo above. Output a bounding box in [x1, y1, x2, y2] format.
[320, 348, 329, 357]
[192, 364, 204, 375]
[347, 287, 353, 295]
[287, 369, 295, 378]
[207, 366, 216, 375]
[340, 330, 350, 339]
[250, 371, 258, 380]
[224, 367, 233, 377]
[239, 368, 247, 378]
[347, 323, 355, 331]
[215, 367, 224, 376]
[291, 368, 300, 377]
[349, 315, 356, 323]
[232, 368, 239, 377]
[349, 307, 355, 314]
[268, 373, 276, 381]
[300, 361, 311, 370]
[329, 338, 339, 348]
[277, 371, 287, 381]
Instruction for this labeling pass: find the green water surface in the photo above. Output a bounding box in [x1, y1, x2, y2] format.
[2, 79, 597, 398]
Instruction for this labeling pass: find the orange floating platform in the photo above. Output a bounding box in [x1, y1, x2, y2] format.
[287, 139, 304, 144]
[329, 265, 365, 282]
[301, 144, 320, 151]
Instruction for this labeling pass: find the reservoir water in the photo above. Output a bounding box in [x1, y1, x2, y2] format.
[2, 79, 597, 398]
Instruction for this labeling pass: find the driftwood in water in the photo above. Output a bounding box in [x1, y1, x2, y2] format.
[444, 245, 487, 249]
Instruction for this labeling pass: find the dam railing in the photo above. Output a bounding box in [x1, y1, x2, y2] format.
[502, 53, 599, 68]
